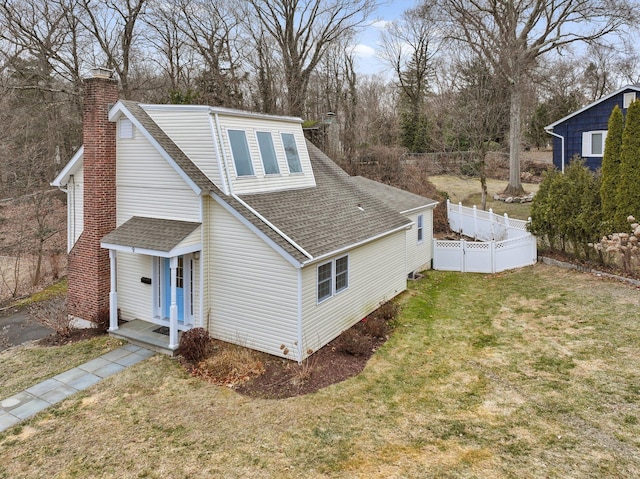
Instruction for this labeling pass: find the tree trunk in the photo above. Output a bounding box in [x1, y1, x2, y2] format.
[504, 83, 525, 196]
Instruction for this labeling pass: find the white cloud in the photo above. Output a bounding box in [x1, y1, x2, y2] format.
[350, 43, 377, 59]
[370, 19, 392, 30]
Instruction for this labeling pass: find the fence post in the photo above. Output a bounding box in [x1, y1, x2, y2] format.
[490, 241, 496, 273]
[458, 202, 463, 234]
[461, 239, 466, 272]
[473, 205, 478, 240]
[489, 208, 495, 240]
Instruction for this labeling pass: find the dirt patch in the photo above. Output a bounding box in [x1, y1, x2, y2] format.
[37, 328, 105, 347]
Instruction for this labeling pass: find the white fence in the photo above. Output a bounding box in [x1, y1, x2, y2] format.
[433, 200, 537, 273]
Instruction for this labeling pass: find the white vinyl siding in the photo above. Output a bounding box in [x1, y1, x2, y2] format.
[143, 107, 223, 188]
[67, 167, 84, 252]
[281, 133, 303, 173]
[215, 115, 315, 194]
[116, 127, 201, 224]
[301, 231, 406, 356]
[208, 201, 300, 359]
[406, 208, 434, 275]
[119, 118, 134, 139]
[116, 252, 153, 321]
[582, 131, 607, 157]
[228, 130, 254, 176]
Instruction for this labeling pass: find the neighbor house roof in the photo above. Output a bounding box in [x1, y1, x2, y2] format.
[349, 176, 438, 214]
[545, 84, 640, 130]
[106, 101, 431, 265]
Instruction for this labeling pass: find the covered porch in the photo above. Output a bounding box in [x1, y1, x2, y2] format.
[101, 216, 203, 354]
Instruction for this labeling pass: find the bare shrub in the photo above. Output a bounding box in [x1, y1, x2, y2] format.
[176, 327, 212, 363]
[361, 315, 389, 338]
[94, 308, 111, 333]
[370, 300, 400, 323]
[334, 328, 372, 356]
[29, 298, 72, 338]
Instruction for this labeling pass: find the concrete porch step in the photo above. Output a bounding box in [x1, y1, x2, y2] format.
[109, 320, 181, 356]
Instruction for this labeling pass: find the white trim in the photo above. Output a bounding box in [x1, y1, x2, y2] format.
[296, 268, 303, 362]
[141, 103, 303, 124]
[108, 101, 203, 195]
[624, 92, 637, 108]
[316, 254, 350, 304]
[209, 192, 303, 268]
[545, 85, 640, 129]
[51, 146, 83, 186]
[213, 113, 235, 195]
[417, 214, 424, 244]
[582, 130, 607, 157]
[208, 114, 229, 195]
[100, 242, 202, 258]
[545, 129, 566, 172]
[401, 202, 439, 215]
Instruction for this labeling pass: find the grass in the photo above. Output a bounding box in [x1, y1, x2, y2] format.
[1, 264, 639, 478]
[430, 175, 541, 220]
[12, 278, 68, 308]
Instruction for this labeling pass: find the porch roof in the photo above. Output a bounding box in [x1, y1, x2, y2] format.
[101, 216, 201, 256]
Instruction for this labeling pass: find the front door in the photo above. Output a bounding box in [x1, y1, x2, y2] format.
[164, 256, 185, 322]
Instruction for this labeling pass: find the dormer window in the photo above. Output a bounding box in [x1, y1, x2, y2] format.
[228, 130, 254, 176]
[256, 131, 280, 175]
[281, 133, 303, 173]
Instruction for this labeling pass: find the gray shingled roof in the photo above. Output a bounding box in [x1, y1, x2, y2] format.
[349, 176, 438, 213]
[240, 143, 413, 259]
[118, 101, 428, 263]
[101, 216, 200, 252]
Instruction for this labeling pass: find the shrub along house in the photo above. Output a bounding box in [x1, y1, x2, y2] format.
[545, 85, 640, 171]
[52, 69, 437, 361]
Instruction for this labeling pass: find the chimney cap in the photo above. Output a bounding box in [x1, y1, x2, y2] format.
[90, 67, 115, 79]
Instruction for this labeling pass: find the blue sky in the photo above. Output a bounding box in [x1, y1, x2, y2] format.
[351, 0, 417, 76]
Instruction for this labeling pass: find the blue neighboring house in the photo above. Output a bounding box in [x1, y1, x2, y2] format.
[545, 85, 640, 171]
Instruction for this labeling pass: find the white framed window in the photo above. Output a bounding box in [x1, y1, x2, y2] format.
[582, 131, 608, 157]
[256, 131, 280, 175]
[281, 133, 303, 173]
[228, 129, 254, 176]
[417, 214, 424, 243]
[317, 255, 349, 303]
[119, 118, 134, 139]
[624, 92, 636, 108]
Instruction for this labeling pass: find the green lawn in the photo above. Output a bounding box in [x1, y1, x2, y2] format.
[1, 264, 639, 478]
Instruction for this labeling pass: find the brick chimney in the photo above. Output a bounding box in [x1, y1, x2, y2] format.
[67, 68, 118, 323]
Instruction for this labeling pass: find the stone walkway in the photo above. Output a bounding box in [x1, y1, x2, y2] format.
[0, 344, 154, 432]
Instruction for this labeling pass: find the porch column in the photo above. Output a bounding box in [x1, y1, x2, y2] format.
[169, 256, 179, 349]
[108, 250, 118, 331]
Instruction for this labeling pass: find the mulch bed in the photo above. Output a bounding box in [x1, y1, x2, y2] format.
[37, 328, 105, 347]
[235, 334, 388, 399]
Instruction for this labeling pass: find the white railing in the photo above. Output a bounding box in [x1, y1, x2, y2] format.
[433, 200, 537, 273]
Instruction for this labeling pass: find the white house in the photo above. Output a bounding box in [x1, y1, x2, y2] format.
[52, 70, 437, 361]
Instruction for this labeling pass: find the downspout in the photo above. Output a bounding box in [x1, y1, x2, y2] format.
[545, 128, 565, 173]
[297, 268, 303, 362]
[211, 112, 313, 261]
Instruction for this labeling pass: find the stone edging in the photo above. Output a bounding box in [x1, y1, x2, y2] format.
[539, 256, 640, 287]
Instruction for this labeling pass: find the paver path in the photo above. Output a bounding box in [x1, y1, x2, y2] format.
[0, 343, 154, 432]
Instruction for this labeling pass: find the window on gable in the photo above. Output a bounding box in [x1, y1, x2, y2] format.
[281, 133, 303, 173]
[582, 131, 607, 157]
[624, 92, 636, 108]
[119, 118, 134, 139]
[417, 214, 424, 243]
[228, 129, 254, 176]
[317, 255, 349, 303]
[256, 131, 280, 175]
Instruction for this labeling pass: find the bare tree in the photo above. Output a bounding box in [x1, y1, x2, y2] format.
[380, 3, 441, 152]
[247, 0, 375, 117]
[79, 0, 147, 99]
[437, 0, 634, 195]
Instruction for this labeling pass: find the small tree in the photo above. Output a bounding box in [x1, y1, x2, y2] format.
[600, 105, 624, 229]
[615, 100, 640, 229]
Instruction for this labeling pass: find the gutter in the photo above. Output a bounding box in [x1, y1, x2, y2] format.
[545, 128, 565, 173]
